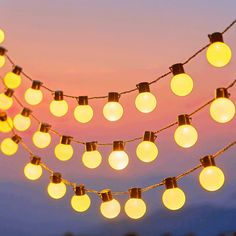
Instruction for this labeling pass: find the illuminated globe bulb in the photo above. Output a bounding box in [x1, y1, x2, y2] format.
[0, 112, 13, 133]
[103, 92, 123, 121]
[54, 136, 74, 161]
[124, 188, 147, 219]
[174, 114, 198, 148]
[0, 47, 7, 68]
[136, 131, 158, 163]
[135, 82, 156, 113]
[24, 156, 42, 180]
[32, 123, 51, 148]
[162, 177, 186, 211]
[206, 32, 231, 67]
[3, 66, 22, 89]
[73, 96, 93, 123]
[13, 108, 32, 131]
[71, 185, 91, 212]
[82, 142, 102, 169]
[49, 91, 68, 117]
[0, 89, 14, 110]
[0, 134, 21, 156]
[0, 29, 4, 44]
[108, 141, 129, 170]
[199, 156, 225, 191]
[100, 189, 121, 219]
[210, 88, 235, 123]
[24, 80, 43, 105]
[47, 173, 66, 199]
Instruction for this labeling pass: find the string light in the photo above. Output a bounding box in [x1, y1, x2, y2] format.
[13, 108, 32, 131]
[0, 134, 21, 156]
[0, 47, 7, 68]
[24, 80, 43, 105]
[32, 123, 51, 148]
[74, 96, 93, 123]
[206, 32, 232, 67]
[54, 136, 74, 161]
[0, 28, 4, 44]
[49, 91, 68, 117]
[210, 88, 235, 123]
[0, 89, 14, 110]
[24, 156, 42, 180]
[3, 65, 22, 89]
[0, 112, 13, 133]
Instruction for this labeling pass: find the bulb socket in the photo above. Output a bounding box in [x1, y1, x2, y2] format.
[137, 82, 150, 93]
[170, 63, 185, 75]
[143, 131, 156, 142]
[215, 88, 229, 99]
[200, 155, 216, 167]
[78, 96, 88, 105]
[50, 172, 62, 183]
[4, 89, 14, 97]
[0, 47, 7, 56]
[108, 92, 120, 102]
[164, 177, 178, 189]
[100, 189, 113, 202]
[60, 135, 73, 145]
[85, 141, 97, 151]
[74, 185, 86, 196]
[0, 112, 7, 121]
[129, 188, 142, 199]
[30, 156, 41, 165]
[21, 108, 32, 117]
[178, 114, 191, 126]
[12, 65, 22, 75]
[113, 141, 124, 151]
[31, 80, 42, 90]
[11, 134, 21, 144]
[54, 90, 64, 101]
[208, 32, 223, 43]
[39, 123, 51, 133]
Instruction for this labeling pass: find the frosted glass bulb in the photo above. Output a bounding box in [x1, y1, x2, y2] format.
[13, 114, 31, 131]
[100, 199, 121, 219]
[74, 105, 93, 123]
[0, 29, 5, 43]
[4, 70, 22, 89]
[47, 182, 66, 199]
[54, 143, 73, 161]
[24, 163, 42, 180]
[32, 131, 51, 148]
[0, 55, 5, 68]
[108, 150, 129, 170]
[24, 88, 43, 105]
[71, 194, 91, 212]
[171, 73, 193, 96]
[50, 100, 68, 117]
[0, 116, 13, 133]
[82, 150, 102, 169]
[0, 93, 13, 110]
[125, 198, 147, 219]
[0, 137, 18, 156]
[136, 141, 158, 163]
[135, 92, 156, 113]
[103, 102, 123, 121]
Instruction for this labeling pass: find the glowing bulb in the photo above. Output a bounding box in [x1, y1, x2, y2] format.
[210, 88, 235, 123]
[71, 185, 91, 212]
[0, 112, 13, 133]
[54, 136, 74, 161]
[49, 91, 68, 117]
[82, 142, 102, 169]
[108, 141, 129, 170]
[206, 32, 231, 67]
[162, 177, 186, 211]
[136, 131, 158, 163]
[3, 66, 22, 89]
[47, 173, 66, 199]
[0, 135, 21, 156]
[135, 82, 156, 113]
[0, 29, 5, 44]
[0, 89, 14, 110]
[170, 63, 193, 96]
[174, 114, 198, 148]
[0, 47, 7, 68]
[103, 92, 123, 121]
[32, 123, 51, 148]
[100, 189, 121, 219]
[13, 108, 32, 131]
[124, 188, 147, 219]
[24, 156, 42, 180]
[24, 80, 43, 105]
[199, 156, 225, 191]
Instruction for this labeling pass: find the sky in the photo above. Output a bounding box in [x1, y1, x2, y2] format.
[0, 1, 236, 235]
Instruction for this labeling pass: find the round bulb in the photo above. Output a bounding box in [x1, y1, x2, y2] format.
[71, 194, 91, 212]
[100, 199, 121, 219]
[24, 88, 43, 105]
[162, 188, 186, 210]
[0, 55, 6, 68]
[32, 131, 51, 148]
[136, 141, 158, 163]
[4, 72, 21, 89]
[74, 105, 93, 123]
[54, 143, 73, 161]
[103, 102, 123, 121]
[13, 114, 31, 131]
[125, 198, 147, 219]
[210, 97, 235, 123]
[0, 117, 13, 133]
[0, 93, 13, 110]
[24, 163, 42, 180]
[50, 100, 68, 117]
[0, 138, 18, 156]
[174, 124, 198, 148]
[199, 166, 225, 191]
[82, 150, 102, 169]
[47, 182, 66, 199]
[0, 29, 4, 43]
[135, 92, 157, 113]
[108, 150, 129, 170]
[170, 73, 193, 96]
[206, 42, 232, 67]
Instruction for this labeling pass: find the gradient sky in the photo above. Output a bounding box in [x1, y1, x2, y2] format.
[0, 1, 236, 235]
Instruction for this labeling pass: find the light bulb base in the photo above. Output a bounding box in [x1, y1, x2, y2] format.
[208, 32, 223, 43]
[164, 177, 178, 189]
[143, 131, 156, 142]
[74, 185, 86, 196]
[100, 189, 113, 202]
[113, 141, 124, 151]
[215, 88, 229, 99]
[200, 155, 216, 167]
[85, 141, 97, 151]
[11, 134, 21, 144]
[78, 96, 88, 105]
[31, 156, 41, 165]
[170, 63, 185, 75]
[61, 135, 73, 145]
[0, 47, 7, 56]
[32, 80, 42, 90]
[178, 114, 191, 126]
[21, 108, 32, 117]
[54, 91, 64, 101]
[50, 172, 62, 183]
[39, 123, 51, 133]
[108, 92, 120, 102]
[12, 65, 22, 75]
[0, 112, 7, 121]
[129, 188, 142, 199]
[5, 89, 14, 97]
[137, 82, 150, 93]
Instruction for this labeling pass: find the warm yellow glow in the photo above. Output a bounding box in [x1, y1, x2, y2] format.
[206, 42, 232, 67]
[0, 117, 13, 133]
[136, 141, 158, 163]
[100, 199, 121, 219]
[0, 29, 4, 43]
[171, 73, 193, 96]
[32, 131, 51, 148]
[24, 88, 43, 105]
[162, 188, 186, 210]
[24, 163, 42, 180]
[47, 182, 66, 199]
[0, 138, 18, 156]
[82, 150, 102, 169]
[174, 124, 198, 148]
[54, 143, 73, 161]
[74, 105, 93, 123]
[135, 92, 157, 113]
[0, 93, 13, 110]
[71, 194, 91, 212]
[3, 72, 22, 89]
[0, 55, 5, 68]
[103, 102, 123, 121]
[124, 198, 147, 219]
[108, 150, 129, 170]
[13, 114, 31, 131]
[49, 100, 68, 117]
[210, 97, 235, 123]
[199, 166, 225, 191]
